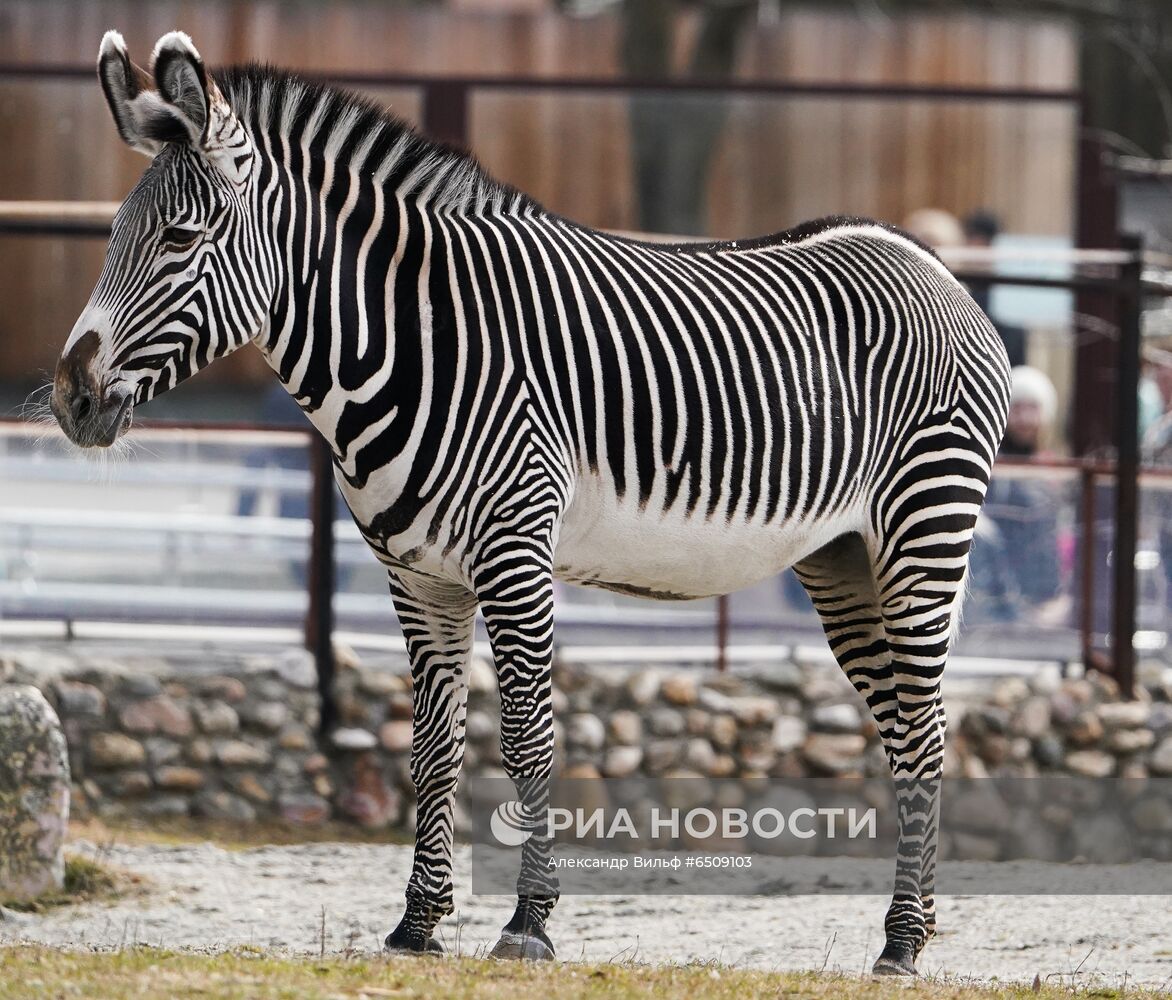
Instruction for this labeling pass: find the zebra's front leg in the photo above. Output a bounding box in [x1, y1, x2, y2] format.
[476, 556, 559, 961]
[382, 571, 478, 955]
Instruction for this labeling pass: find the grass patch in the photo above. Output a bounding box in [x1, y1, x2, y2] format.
[0, 948, 1161, 1000]
[1, 853, 139, 913]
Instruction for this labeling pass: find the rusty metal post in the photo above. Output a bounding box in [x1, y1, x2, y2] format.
[306, 433, 338, 734]
[422, 80, 471, 149]
[1111, 234, 1144, 699]
[1078, 465, 1097, 670]
[715, 594, 729, 673]
[1072, 130, 1121, 456]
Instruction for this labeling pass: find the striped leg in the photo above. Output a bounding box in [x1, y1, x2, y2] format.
[867, 483, 978, 975]
[383, 571, 478, 954]
[475, 546, 559, 961]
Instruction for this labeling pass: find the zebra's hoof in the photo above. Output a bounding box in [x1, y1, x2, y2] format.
[489, 931, 555, 961]
[872, 942, 917, 977]
[383, 927, 444, 955]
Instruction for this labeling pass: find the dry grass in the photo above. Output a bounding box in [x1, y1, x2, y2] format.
[1, 854, 139, 913]
[0, 948, 1161, 1000]
[69, 816, 412, 852]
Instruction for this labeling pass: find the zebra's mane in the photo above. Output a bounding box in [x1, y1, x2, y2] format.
[214, 65, 535, 216]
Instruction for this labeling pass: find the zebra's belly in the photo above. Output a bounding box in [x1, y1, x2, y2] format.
[553, 481, 862, 600]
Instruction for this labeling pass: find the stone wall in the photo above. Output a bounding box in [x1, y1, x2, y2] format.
[3, 644, 1172, 832]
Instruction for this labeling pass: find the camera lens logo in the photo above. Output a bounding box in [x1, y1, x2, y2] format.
[490, 800, 539, 847]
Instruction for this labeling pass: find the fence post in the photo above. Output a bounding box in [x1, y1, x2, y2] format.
[306, 434, 338, 734]
[422, 79, 470, 149]
[1111, 233, 1144, 699]
[715, 594, 729, 673]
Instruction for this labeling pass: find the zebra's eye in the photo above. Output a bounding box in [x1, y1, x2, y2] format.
[160, 226, 201, 250]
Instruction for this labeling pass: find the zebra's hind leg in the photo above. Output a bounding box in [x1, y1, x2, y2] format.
[475, 547, 559, 961]
[865, 482, 978, 976]
[382, 571, 478, 955]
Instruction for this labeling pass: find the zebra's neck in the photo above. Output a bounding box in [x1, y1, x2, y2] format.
[217, 66, 541, 464]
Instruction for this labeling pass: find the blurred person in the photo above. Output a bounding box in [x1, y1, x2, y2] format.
[901, 207, 964, 249]
[968, 366, 1062, 621]
[962, 210, 1026, 368]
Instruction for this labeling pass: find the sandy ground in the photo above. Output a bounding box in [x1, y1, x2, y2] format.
[2, 841, 1170, 990]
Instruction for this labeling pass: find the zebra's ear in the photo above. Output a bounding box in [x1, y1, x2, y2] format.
[97, 30, 161, 157]
[147, 31, 255, 186]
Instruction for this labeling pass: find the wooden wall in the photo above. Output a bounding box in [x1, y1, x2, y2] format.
[0, 1, 1077, 386]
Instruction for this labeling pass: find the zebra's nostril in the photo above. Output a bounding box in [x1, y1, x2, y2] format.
[70, 389, 94, 423]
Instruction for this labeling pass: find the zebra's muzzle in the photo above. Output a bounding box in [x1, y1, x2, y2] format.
[51, 379, 133, 448]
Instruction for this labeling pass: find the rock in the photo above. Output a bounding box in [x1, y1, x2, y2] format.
[741, 661, 803, 693]
[229, 773, 273, 804]
[661, 674, 698, 706]
[951, 832, 1002, 862]
[280, 793, 331, 825]
[709, 714, 738, 751]
[1064, 750, 1115, 778]
[644, 739, 681, 774]
[140, 795, 189, 817]
[947, 783, 1012, 834]
[143, 738, 181, 766]
[708, 753, 737, 778]
[1150, 736, 1172, 775]
[607, 710, 642, 746]
[274, 649, 317, 689]
[729, 696, 778, 727]
[214, 739, 271, 768]
[303, 753, 329, 775]
[109, 771, 152, 797]
[277, 724, 312, 751]
[550, 685, 569, 715]
[118, 674, 162, 698]
[1132, 795, 1172, 833]
[810, 702, 860, 734]
[1109, 728, 1155, 754]
[737, 730, 776, 772]
[465, 711, 495, 743]
[89, 732, 146, 769]
[1098, 702, 1152, 731]
[1012, 697, 1051, 739]
[379, 720, 413, 753]
[154, 766, 205, 791]
[357, 669, 403, 697]
[566, 713, 606, 750]
[53, 681, 106, 718]
[801, 733, 866, 775]
[683, 737, 717, 773]
[685, 709, 709, 736]
[193, 790, 256, 822]
[1071, 814, 1132, 864]
[187, 739, 213, 764]
[0, 687, 70, 902]
[991, 677, 1030, 708]
[194, 701, 240, 735]
[240, 701, 287, 733]
[387, 692, 414, 721]
[602, 745, 643, 778]
[626, 672, 661, 707]
[698, 687, 736, 714]
[647, 708, 685, 738]
[468, 656, 496, 694]
[195, 675, 247, 703]
[772, 716, 807, 754]
[331, 728, 377, 751]
[1150, 702, 1172, 735]
[1033, 734, 1065, 769]
[337, 754, 400, 828]
[1066, 711, 1104, 747]
[118, 696, 193, 738]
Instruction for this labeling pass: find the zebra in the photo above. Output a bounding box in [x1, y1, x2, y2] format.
[51, 30, 1010, 975]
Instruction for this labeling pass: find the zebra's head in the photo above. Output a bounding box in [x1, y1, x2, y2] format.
[52, 31, 265, 447]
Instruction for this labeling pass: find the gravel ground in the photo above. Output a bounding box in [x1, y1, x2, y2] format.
[2, 842, 1170, 990]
